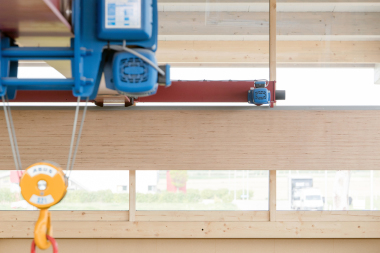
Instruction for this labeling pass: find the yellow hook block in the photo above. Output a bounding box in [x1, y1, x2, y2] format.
[20, 162, 67, 250]
[35, 209, 53, 250]
[20, 162, 67, 209]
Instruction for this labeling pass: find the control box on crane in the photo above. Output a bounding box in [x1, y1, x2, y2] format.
[98, 0, 153, 41]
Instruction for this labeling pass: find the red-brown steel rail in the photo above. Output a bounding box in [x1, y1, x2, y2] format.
[9, 81, 277, 104]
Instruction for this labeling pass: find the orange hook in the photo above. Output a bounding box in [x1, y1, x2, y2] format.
[34, 209, 53, 250]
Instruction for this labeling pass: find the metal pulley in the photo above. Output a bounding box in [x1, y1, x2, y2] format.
[20, 162, 67, 209]
[20, 162, 67, 251]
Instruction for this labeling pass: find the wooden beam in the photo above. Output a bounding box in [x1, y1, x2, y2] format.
[16, 37, 71, 47]
[159, 0, 380, 2]
[3, 210, 380, 223]
[158, 2, 380, 12]
[129, 170, 136, 222]
[1, 221, 380, 238]
[270, 0, 276, 82]
[159, 35, 380, 42]
[158, 12, 380, 40]
[2, 107, 380, 171]
[157, 41, 380, 64]
[3, 238, 380, 253]
[269, 171, 276, 222]
[269, 0, 277, 81]
[135, 211, 269, 222]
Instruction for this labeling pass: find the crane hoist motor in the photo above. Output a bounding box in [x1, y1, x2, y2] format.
[248, 81, 271, 105]
[0, 0, 170, 100]
[99, 0, 170, 97]
[247, 80, 285, 106]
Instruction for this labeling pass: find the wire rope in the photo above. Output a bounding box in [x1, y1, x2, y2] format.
[67, 97, 89, 179]
[2, 95, 22, 177]
[2, 95, 89, 182]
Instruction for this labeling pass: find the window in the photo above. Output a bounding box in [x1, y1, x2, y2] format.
[0, 170, 129, 211]
[277, 170, 380, 211]
[276, 68, 378, 106]
[117, 185, 128, 192]
[0, 171, 26, 210]
[136, 170, 269, 211]
[54, 170, 129, 210]
[148, 185, 156, 192]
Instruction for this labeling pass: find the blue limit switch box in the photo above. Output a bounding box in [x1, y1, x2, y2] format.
[98, 0, 153, 41]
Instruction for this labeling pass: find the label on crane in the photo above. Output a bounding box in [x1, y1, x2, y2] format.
[30, 194, 55, 205]
[27, 165, 58, 178]
[105, 0, 142, 29]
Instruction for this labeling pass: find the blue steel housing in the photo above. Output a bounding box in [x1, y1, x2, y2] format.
[247, 81, 271, 105]
[0, 0, 168, 100]
[253, 88, 270, 104]
[104, 49, 159, 97]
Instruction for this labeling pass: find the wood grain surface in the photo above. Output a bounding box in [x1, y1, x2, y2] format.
[0, 107, 379, 171]
[157, 41, 380, 64]
[1, 220, 380, 238]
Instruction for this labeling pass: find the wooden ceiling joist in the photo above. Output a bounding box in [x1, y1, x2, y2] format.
[157, 41, 380, 65]
[159, 0, 380, 3]
[158, 2, 380, 12]
[1, 107, 380, 171]
[158, 35, 380, 41]
[2, 220, 380, 238]
[156, 2, 380, 66]
[158, 12, 380, 41]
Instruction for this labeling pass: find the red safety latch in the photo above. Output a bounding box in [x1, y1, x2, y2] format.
[31, 235, 58, 253]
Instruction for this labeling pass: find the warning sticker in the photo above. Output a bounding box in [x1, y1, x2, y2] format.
[105, 0, 141, 29]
